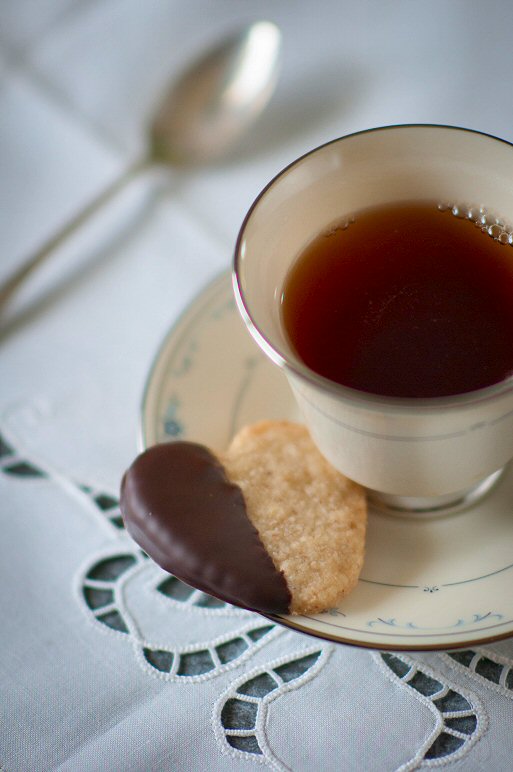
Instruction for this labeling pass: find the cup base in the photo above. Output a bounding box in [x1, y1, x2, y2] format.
[367, 467, 505, 518]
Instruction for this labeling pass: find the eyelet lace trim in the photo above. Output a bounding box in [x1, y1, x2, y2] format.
[213, 647, 330, 768]
[76, 548, 282, 681]
[376, 652, 486, 769]
[443, 648, 513, 698]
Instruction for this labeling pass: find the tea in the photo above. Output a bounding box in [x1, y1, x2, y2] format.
[281, 200, 513, 398]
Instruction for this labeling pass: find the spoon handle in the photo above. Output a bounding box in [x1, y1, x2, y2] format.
[0, 154, 151, 313]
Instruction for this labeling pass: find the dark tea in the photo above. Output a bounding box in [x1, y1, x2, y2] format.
[281, 200, 513, 398]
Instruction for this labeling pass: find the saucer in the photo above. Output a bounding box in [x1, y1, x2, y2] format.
[140, 271, 513, 651]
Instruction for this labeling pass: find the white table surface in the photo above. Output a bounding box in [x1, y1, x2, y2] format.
[2, 2, 513, 770]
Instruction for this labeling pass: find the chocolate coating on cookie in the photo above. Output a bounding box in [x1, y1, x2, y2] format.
[120, 442, 291, 615]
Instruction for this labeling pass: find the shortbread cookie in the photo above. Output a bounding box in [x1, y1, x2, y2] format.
[120, 421, 366, 615]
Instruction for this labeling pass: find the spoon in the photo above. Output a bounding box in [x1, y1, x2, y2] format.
[0, 20, 281, 311]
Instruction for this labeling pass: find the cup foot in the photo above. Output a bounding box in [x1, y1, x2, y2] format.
[367, 467, 505, 517]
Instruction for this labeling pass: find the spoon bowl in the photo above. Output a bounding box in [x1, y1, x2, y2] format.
[0, 21, 281, 313]
[151, 21, 281, 166]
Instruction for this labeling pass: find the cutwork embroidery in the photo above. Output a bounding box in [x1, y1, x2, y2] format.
[79, 550, 147, 633]
[153, 573, 237, 613]
[376, 652, 486, 770]
[443, 648, 513, 698]
[0, 432, 46, 478]
[0, 430, 121, 536]
[213, 647, 330, 769]
[77, 484, 125, 529]
[77, 548, 282, 681]
[141, 624, 277, 678]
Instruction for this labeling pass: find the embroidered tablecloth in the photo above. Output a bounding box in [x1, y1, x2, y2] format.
[2, 2, 513, 770]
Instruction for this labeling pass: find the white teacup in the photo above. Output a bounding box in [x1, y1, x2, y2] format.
[233, 125, 513, 515]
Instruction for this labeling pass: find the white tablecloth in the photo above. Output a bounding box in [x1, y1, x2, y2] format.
[2, 2, 513, 769]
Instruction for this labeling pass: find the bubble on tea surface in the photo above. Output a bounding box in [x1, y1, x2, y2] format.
[447, 201, 513, 248]
[488, 223, 503, 240]
[451, 204, 467, 218]
[323, 215, 355, 238]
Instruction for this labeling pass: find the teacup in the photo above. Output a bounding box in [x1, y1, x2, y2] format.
[233, 124, 513, 515]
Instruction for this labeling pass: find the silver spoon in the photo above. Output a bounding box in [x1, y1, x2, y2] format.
[0, 20, 281, 311]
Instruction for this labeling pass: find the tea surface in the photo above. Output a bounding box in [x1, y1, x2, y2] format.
[281, 201, 513, 397]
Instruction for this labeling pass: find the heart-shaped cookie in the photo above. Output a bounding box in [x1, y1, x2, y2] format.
[120, 421, 366, 615]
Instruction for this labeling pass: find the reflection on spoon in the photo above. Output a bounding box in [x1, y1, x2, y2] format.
[0, 21, 281, 312]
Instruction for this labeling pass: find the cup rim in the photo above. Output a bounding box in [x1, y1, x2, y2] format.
[233, 123, 513, 412]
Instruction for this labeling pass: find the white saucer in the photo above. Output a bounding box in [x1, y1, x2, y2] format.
[140, 271, 513, 651]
